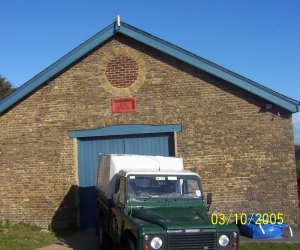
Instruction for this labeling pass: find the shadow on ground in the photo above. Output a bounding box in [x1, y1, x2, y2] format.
[50, 229, 97, 250]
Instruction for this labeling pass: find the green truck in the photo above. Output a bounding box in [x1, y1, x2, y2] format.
[95, 154, 239, 250]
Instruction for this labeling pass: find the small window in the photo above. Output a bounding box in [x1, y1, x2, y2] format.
[97, 156, 110, 193]
[186, 179, 201, 196]
[118, 177, 125, 206]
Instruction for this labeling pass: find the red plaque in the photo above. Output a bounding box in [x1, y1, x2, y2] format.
[112, 97, 136, 113]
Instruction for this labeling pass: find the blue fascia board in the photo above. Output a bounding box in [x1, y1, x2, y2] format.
[69, 124, 182, 138]
[0, 23, 116, 114]
[119, 23, 300, 113]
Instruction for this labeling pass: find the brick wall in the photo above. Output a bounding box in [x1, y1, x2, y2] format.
[0, 33, 298, 228]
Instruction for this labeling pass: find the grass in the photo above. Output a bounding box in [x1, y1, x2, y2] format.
[240, 243, 300, 250]
[1, 223, 300, 250]
[0, 223, 76, 250]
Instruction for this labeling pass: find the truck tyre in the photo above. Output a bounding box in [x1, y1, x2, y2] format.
[97, 219, 109, 250]
[121, 238, 136, 250]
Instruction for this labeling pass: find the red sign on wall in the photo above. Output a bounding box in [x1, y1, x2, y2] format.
[112, 97, 136, 114]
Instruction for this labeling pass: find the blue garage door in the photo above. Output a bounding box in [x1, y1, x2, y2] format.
[77, 133, 175, 228]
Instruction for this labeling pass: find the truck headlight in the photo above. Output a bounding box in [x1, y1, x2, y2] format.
[150, 237, 163, 249]
[218, 235, 229, 247]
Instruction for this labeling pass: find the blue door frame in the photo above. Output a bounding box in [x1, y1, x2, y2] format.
[69, 124, 182, 228]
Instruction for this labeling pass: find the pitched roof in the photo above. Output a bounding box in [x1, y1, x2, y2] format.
[0, 21, 299, 114]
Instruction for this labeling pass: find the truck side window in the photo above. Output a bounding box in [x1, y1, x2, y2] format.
[115, 178, 120, 193]
[187, 179, 201, 196]
[118, 177, 125, 206]
[182, 180, 188, 194]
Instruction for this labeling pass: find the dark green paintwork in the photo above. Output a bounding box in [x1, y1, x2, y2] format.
[131, 206, 212, 230]
[97, 175, 239, 250]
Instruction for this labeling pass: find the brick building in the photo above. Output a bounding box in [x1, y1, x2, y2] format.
[0, 21, 299, 229]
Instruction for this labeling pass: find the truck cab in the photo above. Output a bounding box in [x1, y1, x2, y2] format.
[95, 154, 239, 250]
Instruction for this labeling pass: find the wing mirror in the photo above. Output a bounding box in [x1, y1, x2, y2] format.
[207, 193, 212, 209]
[112, 193, 119, 206]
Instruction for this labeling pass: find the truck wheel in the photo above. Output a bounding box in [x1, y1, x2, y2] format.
[97, 221, 109, 250]
[121, 238, 136, 250]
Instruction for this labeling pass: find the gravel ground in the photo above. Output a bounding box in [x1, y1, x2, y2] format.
[36, 229, 97, 250]
[36, 228, 300, 249]
[36, 243, 71, 250]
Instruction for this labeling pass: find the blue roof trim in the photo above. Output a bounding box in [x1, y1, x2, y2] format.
[0, 23, 117, 114]
[69, 124, 182, 138]
[0, 21, 299, 114]
[119, 23, 299, 113]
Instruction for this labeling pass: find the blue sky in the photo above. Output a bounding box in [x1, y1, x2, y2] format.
[1, 0, 299, 143]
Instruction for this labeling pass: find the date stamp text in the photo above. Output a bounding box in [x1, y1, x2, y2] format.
[211, 213, 284, 225]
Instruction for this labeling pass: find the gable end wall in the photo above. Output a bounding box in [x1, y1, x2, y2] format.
[0, 34, 298, 228]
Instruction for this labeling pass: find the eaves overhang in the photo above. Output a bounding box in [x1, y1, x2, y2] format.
[0, 21, 299, 114]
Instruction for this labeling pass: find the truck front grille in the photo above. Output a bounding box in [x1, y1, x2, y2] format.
[167, 232, 216, 250]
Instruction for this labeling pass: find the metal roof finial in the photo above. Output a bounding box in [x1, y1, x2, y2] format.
[116, 14, 121, 27]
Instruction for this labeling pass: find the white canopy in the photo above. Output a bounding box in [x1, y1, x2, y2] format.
[96, 154, 185, 199]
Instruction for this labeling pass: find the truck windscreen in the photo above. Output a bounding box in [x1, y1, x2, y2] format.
[127, 175, 202, 200]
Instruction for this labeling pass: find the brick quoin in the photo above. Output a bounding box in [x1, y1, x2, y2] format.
[105, 56, 138, 88]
